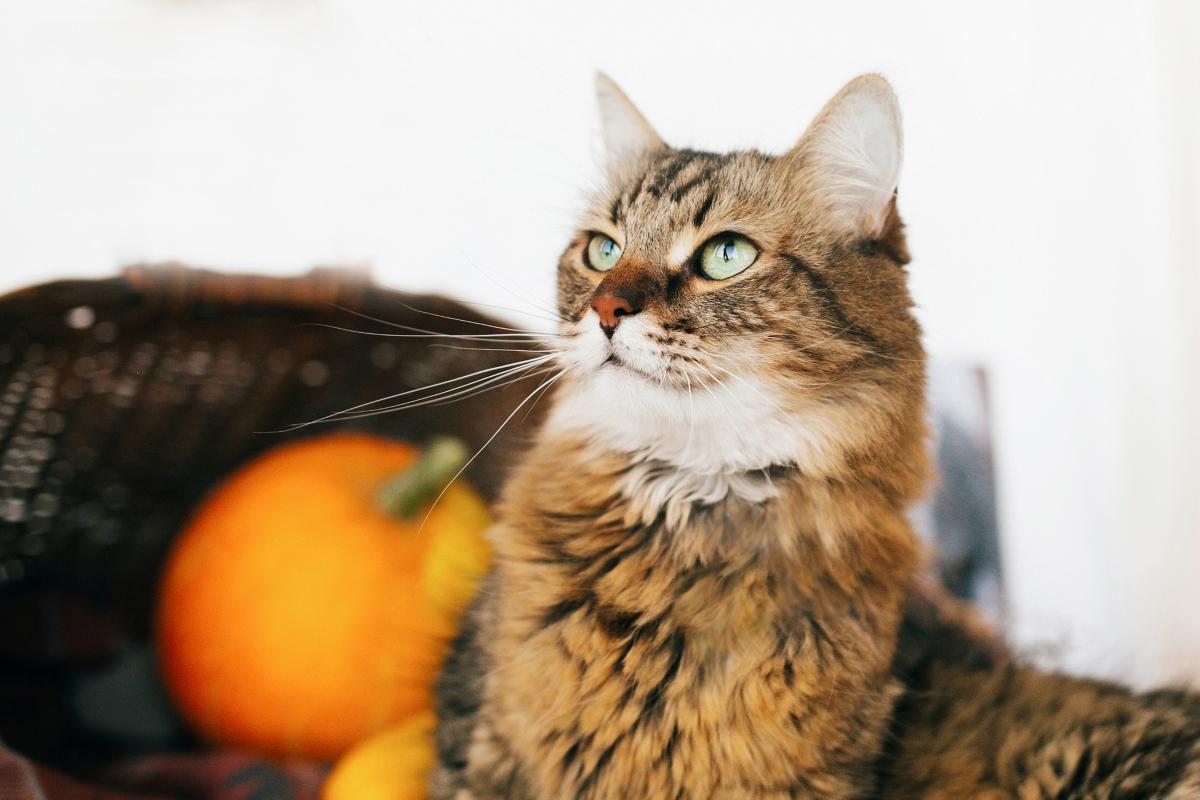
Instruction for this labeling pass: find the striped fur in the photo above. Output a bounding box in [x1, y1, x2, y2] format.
[879, 664, 1200, 798]
[429, 74, 1200, 799]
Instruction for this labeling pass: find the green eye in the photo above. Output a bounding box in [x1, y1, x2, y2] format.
[586, 234, 622, 272]
[699, 235, 758, 280]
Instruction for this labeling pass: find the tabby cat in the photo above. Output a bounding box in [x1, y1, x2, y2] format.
[430, 74, 1200, 799]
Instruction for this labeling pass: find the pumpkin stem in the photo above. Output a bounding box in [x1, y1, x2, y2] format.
[376, 436, 471, 521]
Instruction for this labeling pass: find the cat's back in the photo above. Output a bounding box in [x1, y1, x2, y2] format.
[880, 664, 1200, 799]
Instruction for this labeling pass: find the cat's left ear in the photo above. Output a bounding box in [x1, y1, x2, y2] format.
[790, 74, 903, 238]
[595, 73, 665, 170]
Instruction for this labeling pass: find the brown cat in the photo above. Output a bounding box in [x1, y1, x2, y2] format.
[430, 75, 1200, 799]
[880, 659, 1200, 797]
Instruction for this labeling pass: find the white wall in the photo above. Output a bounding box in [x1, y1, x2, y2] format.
[1, 0, 1197, 687]
[983, 2, 1200, 686]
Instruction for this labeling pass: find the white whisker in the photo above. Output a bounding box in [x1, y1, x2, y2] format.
[277, 354, 555, 430]
[708, 362, 788, 416]
[329, 362, 553, 420]
[460, 256, 567, 322]
[315, 356, 557, 422]
[430, 344, 560, 355]
[330, 303, 556, 336]
[520, 366, 563, 424]
[418, 369, 566, 532]
[302, 322, 562, 342]
[455, 297, 568, 326]
[693, 364, 741, 422]
[397, 302, 548, 334]
[684, 373, 696, 460]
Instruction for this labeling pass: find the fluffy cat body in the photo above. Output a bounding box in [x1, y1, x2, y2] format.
[430, 74, 1200, 798]
[434, 435, 920, 798]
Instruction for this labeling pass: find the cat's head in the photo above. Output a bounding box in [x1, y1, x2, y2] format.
[550, 74, 925, 482]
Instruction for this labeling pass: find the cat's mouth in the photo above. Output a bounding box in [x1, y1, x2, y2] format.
[565, 310, 676, 384]
[601, 350, 655, 380]
[599, 338, 677, 383]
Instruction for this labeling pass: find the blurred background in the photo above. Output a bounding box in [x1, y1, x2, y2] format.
[1, 0, 1196, 694]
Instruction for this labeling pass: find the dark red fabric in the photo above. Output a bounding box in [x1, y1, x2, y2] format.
[0, 744, 326, 800]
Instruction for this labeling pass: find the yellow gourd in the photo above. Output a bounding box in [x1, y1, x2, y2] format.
[323, 712, 437, 800]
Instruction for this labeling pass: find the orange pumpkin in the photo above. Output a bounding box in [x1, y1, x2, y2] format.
[156, 433, 490, 761]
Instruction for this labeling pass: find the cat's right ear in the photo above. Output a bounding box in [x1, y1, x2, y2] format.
[789, 74, 903, 239]
[595, 73, 664, 171]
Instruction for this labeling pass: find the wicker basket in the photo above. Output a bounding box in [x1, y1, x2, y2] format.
[0, 265, 549, 765]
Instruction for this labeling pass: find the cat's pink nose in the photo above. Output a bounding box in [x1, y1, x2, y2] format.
[590, 292, 637, 338]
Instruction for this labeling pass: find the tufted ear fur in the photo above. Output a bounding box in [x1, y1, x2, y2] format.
[791, 74, 903, 239]
[595, 72, 665, 171]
